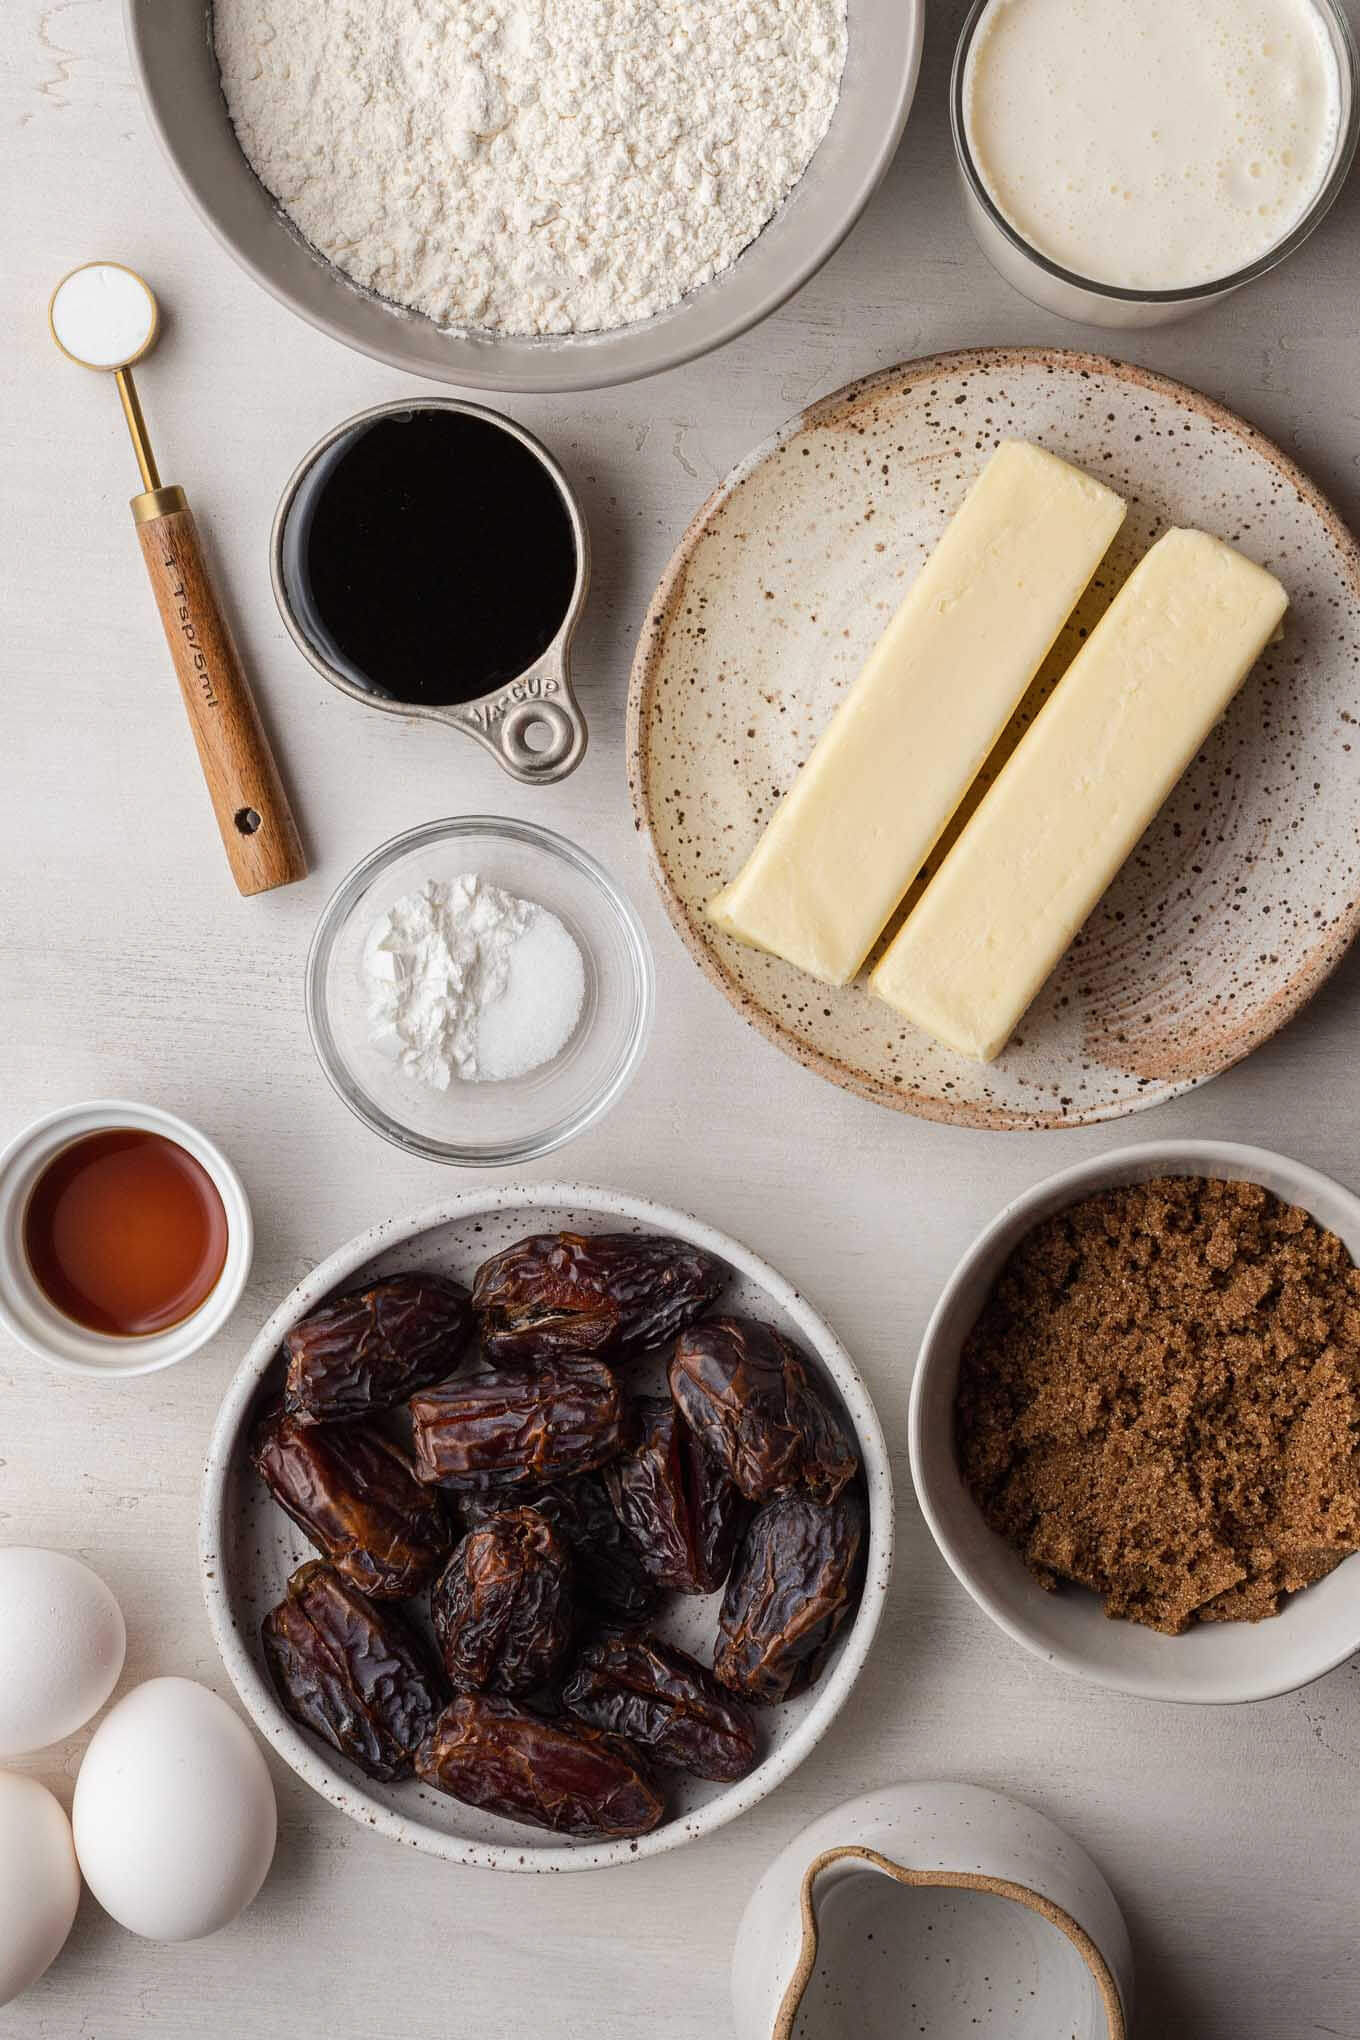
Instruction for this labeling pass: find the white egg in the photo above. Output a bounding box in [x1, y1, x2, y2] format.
[0, 1772, 81, 2006]
[0, 1548, 126, 1758]
[73, 1678, 276, 1942]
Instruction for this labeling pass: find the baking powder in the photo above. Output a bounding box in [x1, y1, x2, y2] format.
[213, 0, 847, 336]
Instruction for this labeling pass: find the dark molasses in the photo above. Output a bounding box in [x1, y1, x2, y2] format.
[282, 408, 579, 707]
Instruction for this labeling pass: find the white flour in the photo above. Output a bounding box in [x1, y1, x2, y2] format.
[364, 875, 585, 1085]
[213, 0, 847, 335]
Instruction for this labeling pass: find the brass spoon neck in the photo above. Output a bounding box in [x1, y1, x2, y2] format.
[114, 365, 161, 493]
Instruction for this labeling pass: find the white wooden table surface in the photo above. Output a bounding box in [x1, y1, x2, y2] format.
[5, 3, 1360, 2034]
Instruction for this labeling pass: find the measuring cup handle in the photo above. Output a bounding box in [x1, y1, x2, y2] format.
[132, 487, 307, 893]
[451, 658, 589, 784]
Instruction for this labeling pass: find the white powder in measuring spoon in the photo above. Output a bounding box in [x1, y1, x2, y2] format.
[364, 876, 585, 1086]
[50, 263, 157, 368]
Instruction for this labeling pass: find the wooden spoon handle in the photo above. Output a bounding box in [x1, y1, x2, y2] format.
[132, 486, 307, 896]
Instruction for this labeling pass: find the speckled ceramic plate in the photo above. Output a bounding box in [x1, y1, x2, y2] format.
[200, 1185, 892, 1872]
[628, 348, 1360, 1129]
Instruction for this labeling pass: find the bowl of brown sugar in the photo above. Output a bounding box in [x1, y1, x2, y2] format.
[911, 1141, 1360, 1703]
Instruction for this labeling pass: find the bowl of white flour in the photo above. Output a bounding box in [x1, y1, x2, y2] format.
[125, 0, 924, 390]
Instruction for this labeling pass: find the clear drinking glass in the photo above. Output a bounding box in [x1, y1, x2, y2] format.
[952, 0, 1359, 329]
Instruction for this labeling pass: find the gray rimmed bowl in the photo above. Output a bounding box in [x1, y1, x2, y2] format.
[125, 0, 924, 393]
[200, 1185, 893, 1869]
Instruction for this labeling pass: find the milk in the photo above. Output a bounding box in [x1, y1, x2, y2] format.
[965, 0, 1343, 291]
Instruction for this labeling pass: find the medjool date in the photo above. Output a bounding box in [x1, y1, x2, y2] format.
[415, 1694, 665, 1838]
[714, 1487, 867, 1705]
[262, 1561, 445, 1782]
[252, 1407, 449, 1598]
[670, 1316, 858, 1503]
[409, 1358, 622, 1489]
[563, 1635, 757, 1783]
[431, 1509, 575, 1696]
[604, 1396, 744, 1594]
[472, 1231, 727, 1364]
[284, 1272, 472, 1423]
[462, 1473, 658, 1623]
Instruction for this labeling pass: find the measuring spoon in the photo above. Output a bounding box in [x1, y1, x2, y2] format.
[49, 261, 306, 896]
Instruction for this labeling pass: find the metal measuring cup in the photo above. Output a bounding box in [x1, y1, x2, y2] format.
[270, 398, 589, 785]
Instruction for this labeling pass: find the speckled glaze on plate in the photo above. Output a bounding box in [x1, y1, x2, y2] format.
[199, 1185, 891, 1872]
[628, 348, 1360, 1129]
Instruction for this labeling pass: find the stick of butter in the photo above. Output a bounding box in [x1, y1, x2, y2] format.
[705, 440, 1127, 985]
[870, 528, 1288, 1060]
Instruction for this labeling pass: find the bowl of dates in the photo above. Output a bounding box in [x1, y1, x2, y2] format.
[201, 1186, 892, 1870]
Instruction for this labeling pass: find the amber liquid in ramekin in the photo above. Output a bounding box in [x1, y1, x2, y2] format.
[23, 1128, 229, 1336]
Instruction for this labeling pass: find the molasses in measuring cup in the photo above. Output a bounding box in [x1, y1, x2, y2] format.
[272, 400, 589, 784]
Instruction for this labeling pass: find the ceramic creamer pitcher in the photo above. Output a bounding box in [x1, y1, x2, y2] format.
[732, 1782, 1132, 2040]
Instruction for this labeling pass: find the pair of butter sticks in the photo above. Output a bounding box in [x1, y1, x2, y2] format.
[707, 440, 1128, 986]
[872, 527, 1288, 1059]
[708, 439, 1287, 1062]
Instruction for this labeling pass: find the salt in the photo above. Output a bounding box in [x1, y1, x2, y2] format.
[475, 907, 586, 1081]
[363, 874, 586, 1088]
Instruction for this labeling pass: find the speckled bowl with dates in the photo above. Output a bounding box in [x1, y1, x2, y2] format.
[200, 1185, 892, 1871]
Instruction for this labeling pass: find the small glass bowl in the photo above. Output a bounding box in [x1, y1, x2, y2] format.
[952, 0, 1360, 329]
[306, 817, 654, 1166]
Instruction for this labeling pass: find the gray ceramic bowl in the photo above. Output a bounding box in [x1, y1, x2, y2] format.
[125, 0, 924, 393]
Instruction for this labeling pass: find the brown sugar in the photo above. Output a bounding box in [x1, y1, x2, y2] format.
[955, 1176, 1360, 1634]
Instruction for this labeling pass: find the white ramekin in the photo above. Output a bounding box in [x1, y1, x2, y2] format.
[0, 1101, 252, 1378]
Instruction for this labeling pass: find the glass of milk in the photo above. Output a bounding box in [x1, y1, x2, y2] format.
[953, 0, 1358, 327]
